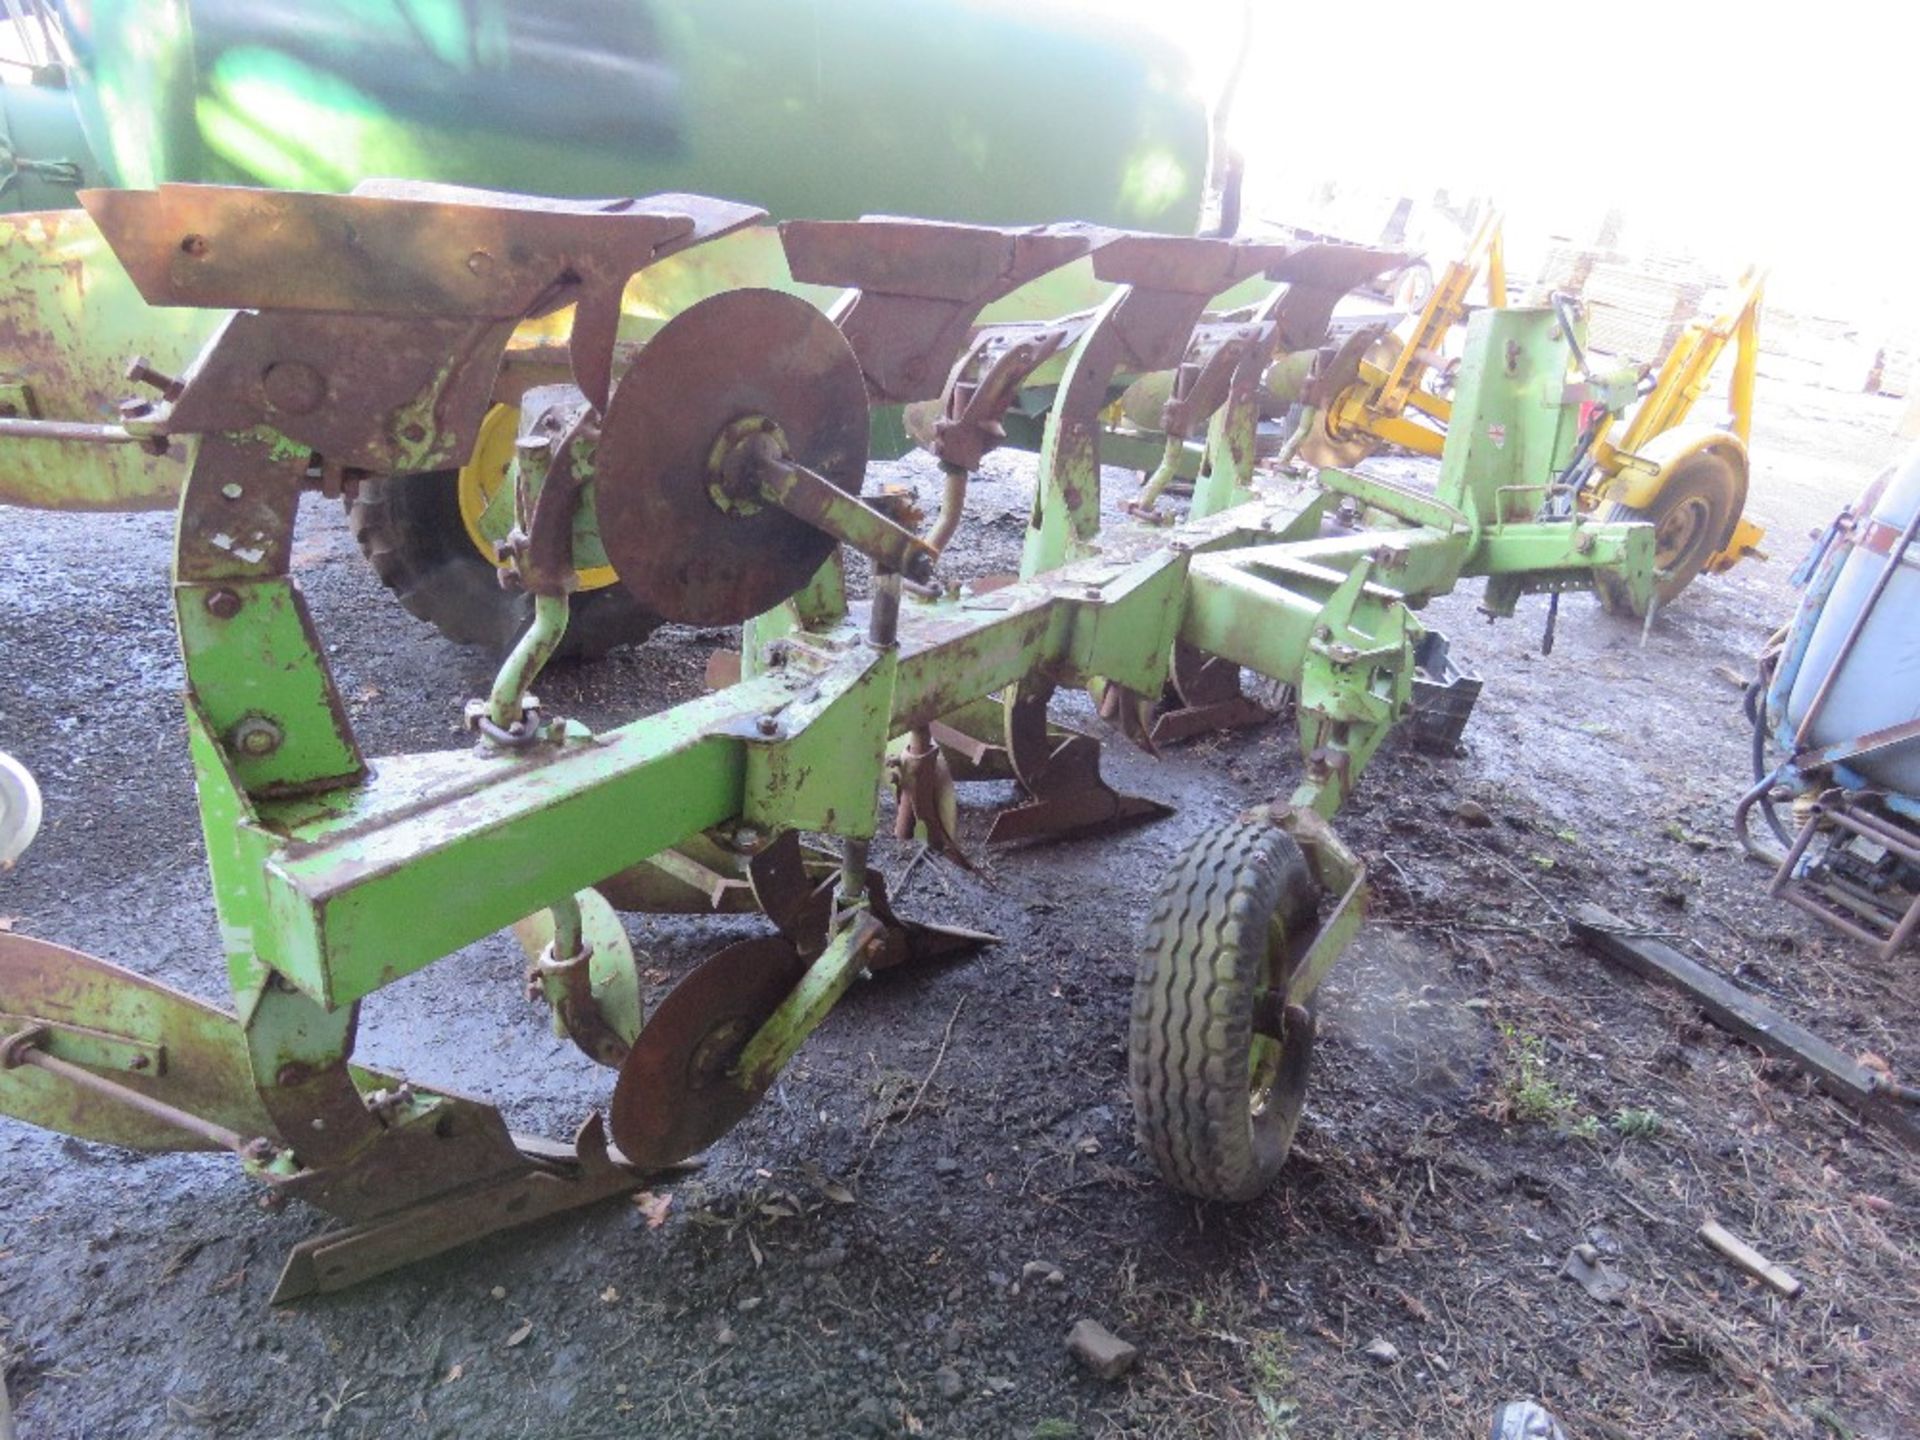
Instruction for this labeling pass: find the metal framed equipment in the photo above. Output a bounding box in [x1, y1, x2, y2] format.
[0, 180, 1654, 1300]
[1740, 452, 1920, 958]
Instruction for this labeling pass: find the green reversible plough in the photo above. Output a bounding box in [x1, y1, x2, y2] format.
[0, 181, 1652, 1300]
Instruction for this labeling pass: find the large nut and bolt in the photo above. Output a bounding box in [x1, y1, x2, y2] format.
[230, 715, 285, 758]
[204, 589, 243, 619]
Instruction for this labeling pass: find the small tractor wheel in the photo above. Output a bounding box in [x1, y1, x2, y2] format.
[345, 473, 662, 659]
[1130, 816, 1321, 1202]
[1593, 448, 1742, 617]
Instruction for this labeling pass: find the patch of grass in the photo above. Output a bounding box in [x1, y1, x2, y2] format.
[1030, 1421, 1080, 1440]
[1612, 1107, 1664, 1139]
[1500, 1024, 1575, 1124]
[1248, 1332, 1299, 1437]
[1568, 1114, 1603, 1141]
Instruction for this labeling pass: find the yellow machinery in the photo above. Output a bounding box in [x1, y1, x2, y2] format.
[1285, 212, 1767, 614]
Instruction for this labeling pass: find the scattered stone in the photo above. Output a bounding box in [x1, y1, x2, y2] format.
[934, 1365, 964, 1401]
[1454, 799, 1494, 828]
[1022, 1261, 1066, 1286]
[1560, 1243, 1629, 1304]
[736, 1295, 762, 1313]
[987, 1270, 1011, 1290]
[1362, 1337, 1400, 1365]
[933, 1156, 960, 1178]
[801, 1244, 848, 1273]
[1490, 1400, 1569, 1439]
[489, 1286, 506, 1300]
[1065, 1318, 1138, 1380]
[715, 1324, 736, 1346]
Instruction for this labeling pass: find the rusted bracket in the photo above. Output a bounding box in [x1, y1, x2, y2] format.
[781, 216, 1106, 403]
[1160, 322, 1260, 440]
[929, 320, 1080, 471]
[270, 1114, 655, 1302]
[517, 399, 601, 596]
[1255, 804, 1368, 1010]
[83, 181, 765, 419]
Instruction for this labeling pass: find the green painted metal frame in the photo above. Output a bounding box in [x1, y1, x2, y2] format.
[1, 183, 1659, 1298]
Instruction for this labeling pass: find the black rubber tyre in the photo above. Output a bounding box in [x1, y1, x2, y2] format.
[1593, 449, 1742, 618]
[345, 473, 662, 660]
[1130, 816, 1321, 1202]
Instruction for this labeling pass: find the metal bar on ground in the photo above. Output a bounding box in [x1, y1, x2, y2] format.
[1569, 904, 1920, 1150]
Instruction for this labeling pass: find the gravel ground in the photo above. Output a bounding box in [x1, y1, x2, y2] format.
[1, 371, 1915, 1440]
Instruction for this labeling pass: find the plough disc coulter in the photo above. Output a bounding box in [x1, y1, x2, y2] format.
[0, 181, 1655, 1298]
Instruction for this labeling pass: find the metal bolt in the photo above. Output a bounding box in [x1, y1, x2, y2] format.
[756, 714, 780, 737]
[124, 355, 183, 399]
[128, 1055, 151, 1072]
[204, 588, 242, 619]
[230, 715, 284, 758]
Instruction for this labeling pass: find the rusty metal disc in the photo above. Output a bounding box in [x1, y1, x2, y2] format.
[594, 287, 871, 625]
[609, 934, 806, 1169]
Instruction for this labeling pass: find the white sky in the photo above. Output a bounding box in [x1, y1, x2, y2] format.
[1075, 0, 1920, 327]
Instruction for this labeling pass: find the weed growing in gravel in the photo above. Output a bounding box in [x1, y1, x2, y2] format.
[1612, 1107, 1664, 1139]
[1498, 1024, 1575, 1123]
[1248, 1333, 1300, 1436]
[1029, 1420, 1079, 1439]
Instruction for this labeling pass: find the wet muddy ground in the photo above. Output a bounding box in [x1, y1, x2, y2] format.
[1, 375, 1915, 1439]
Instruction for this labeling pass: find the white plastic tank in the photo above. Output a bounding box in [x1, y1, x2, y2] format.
[1785, 444, 1920, 794]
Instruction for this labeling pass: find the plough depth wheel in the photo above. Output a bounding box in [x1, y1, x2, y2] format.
[1130, 817, 1320, 1201]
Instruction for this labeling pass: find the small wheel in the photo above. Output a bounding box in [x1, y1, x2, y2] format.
[1130, 817, 1321, 1201]
[346, 472, 662, 659]
[1593, 449, 1741, 617]
[1388, 260, 1433, 312]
